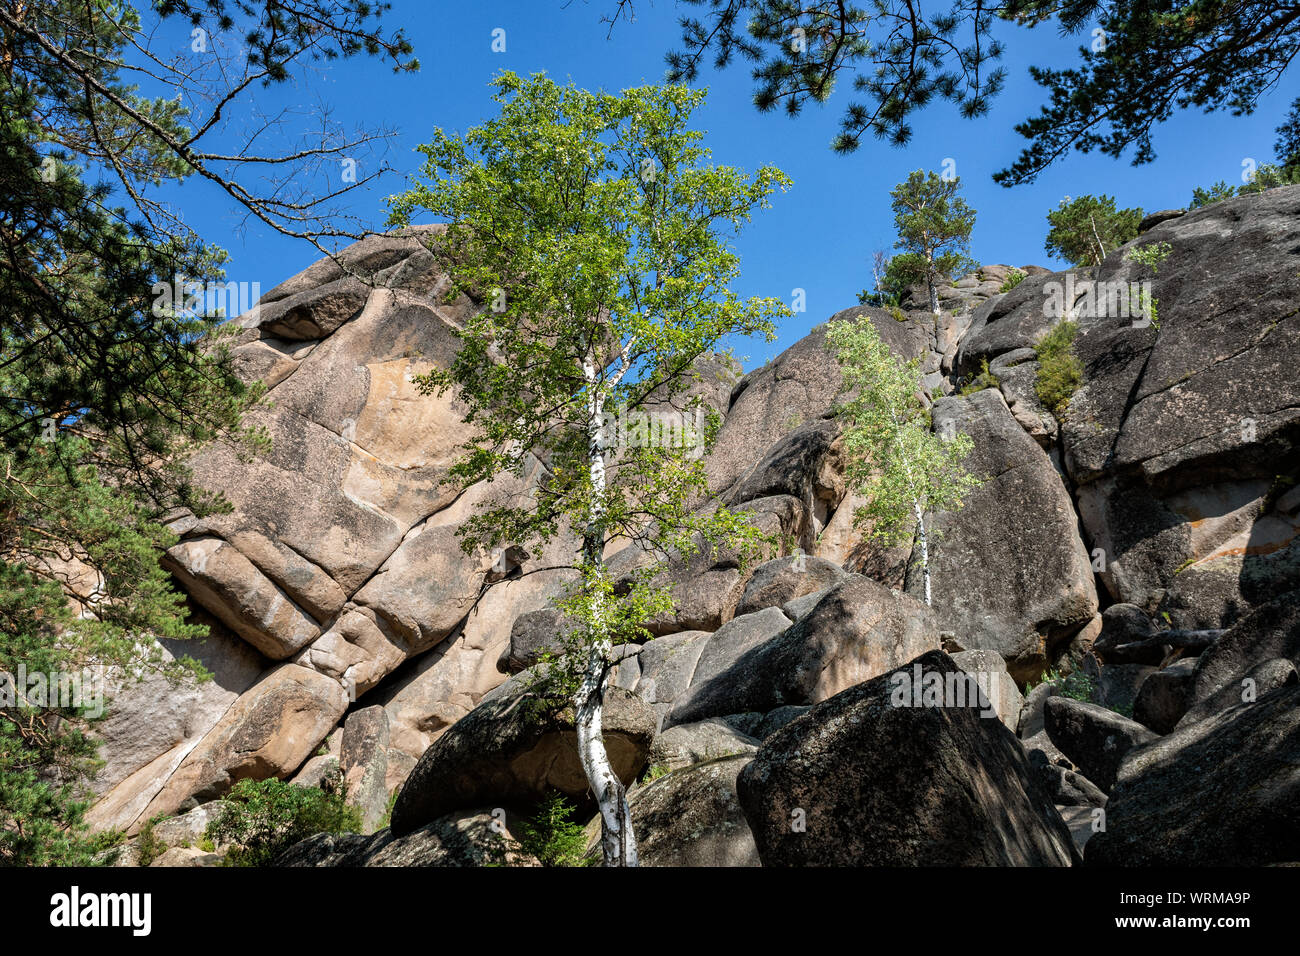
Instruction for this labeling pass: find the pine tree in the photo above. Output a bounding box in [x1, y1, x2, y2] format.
[0, 0, 414, 865]
[826, 315, 980, 606]
[1044, 195, 1143, 267]
[888, 172, 977, 315]
[386, 72, 789, 866]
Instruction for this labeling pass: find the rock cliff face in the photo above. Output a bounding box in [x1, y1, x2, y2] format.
[91, 187, 1300, 867]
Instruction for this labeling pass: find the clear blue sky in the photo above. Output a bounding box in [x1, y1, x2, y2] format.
[149, 1, 1296, 368]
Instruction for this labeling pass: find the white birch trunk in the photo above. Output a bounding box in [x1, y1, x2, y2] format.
[578, 359, 638, 867]
[913, 500, 931, 607]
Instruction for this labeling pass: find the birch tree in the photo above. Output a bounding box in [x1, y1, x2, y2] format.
[826, 315, 980, 605]
[888, 171, 977, 315]
[386, 72, 789, 867]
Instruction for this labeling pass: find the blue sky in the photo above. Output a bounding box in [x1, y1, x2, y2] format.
[149, 1, 1296, 367]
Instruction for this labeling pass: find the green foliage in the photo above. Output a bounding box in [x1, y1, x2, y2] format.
[888, 172, 978, 311]
[1028, 668, 1096, 702]
[1278, 97, 1300, 173]
[1034, 320, 1084, 415]
[658, 1, 1006, 153]
[135, 816, 169, 868]
[994, 0, 1300, 185]
[1044, 195, 1143, 267]
[514, 793, 591, 868]
[826, 315, 981, 550]
[958, 359, 1001, 396]
[0, 0, 410, 865]
[205, 775, 361, 868]
[1126, 242, 1172, 274]
[640, 764, 672, 784]
[999, 269, 1027, 293]
[1190, 181, 1237, 208]
[378, 788, 400, 831]
[386, 73, 790, 704]
[857, 252, 914, 307]
[1240, 163, 1300, 195]
[1190, 163, 1300, 208]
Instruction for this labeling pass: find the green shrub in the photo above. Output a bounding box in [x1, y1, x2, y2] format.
[1189, 180, 1236, 208]
[958, 358, 1001, 396]
[515, 793, 590, 867]
[999, 269, 1027, 293]
[1189, 165, 1300, 208]
[135, 816, 169, 867]
[378, 788, 400, 831]
[1034, 320, 1083, 415]
[1028, 668, 1095, 702]
[640, 763, 672, 784]
[204, 773, 361, 867]
[1126, 241, 1172, 274]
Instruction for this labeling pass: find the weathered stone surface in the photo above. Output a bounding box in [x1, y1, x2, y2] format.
[277, 807, 520, 867]
[341, 706, 390, 833]
[753, 705, 809, 739]
[1043, 698, 1158, 792]
[913, 390, 1098, 681]
[667, 577, 938, 727]
[1132, 658, 1197, 734]
[735, 553, 847, 617]
[950, 648, 1024, 731]
[388, 669, 656, 835]
[139, 664, 348, 819]
[150, 846, 224, 867]
[1061, 188, 1300, 625]
[1180, 655, 1298, 728]
[86, 615, 266, 833]
[1088, 683, 1300, 866]
[1026, 750, 1108, 808]
[498, 608, 577, 675]
[723, 420, 844, 525]
[647, 718, 760, 772]
[149, 801, 226, 848]
[1179, 589, 1300, 726]
[1137, 209, 1185, 233]
[738, 651, 1077, 866]
[255, 276, 370, 340]
[163, 537, 320, 659]
[589, 754, 760, 867]
[706, 311, 927, 502]
[289, 754, 339, 790]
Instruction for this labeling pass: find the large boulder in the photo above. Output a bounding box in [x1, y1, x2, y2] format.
[1132, 658, 1197, 734]
[277, 807, 520, 867]
[646, 718, 760, 772]
[1060, 188, 1300, 627]
[1087, 683, 1300, 865]
[1043, 697, 1158, 792]
[340, 706, 391, 833]
[587, 754, 760, 867]
[85, 615, 266, 833]
[737, 651, 1078, 866]
[734, 553, 847, 617]
[914, 389, 1098, 681]
[138, 664, 348, 819]
[665, 576, 940, 727]
[1178, 589, 1300, 726]
[388, 669, 657, 835]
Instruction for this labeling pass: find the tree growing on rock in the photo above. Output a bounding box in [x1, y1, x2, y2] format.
[0, 0, 414, 864]
[888, 171, 978, 315]
[826, 316, 980, 606]
[386, 72, 790, 867]
[1044, 195, 1142, 267]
